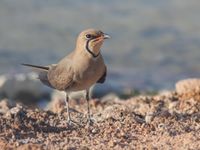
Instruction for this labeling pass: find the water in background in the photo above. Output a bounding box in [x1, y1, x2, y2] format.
[1, 0, 200, 91]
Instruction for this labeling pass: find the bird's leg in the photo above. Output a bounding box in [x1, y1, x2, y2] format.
[85, 89, 93, 125]
[65, 92, 76, 125]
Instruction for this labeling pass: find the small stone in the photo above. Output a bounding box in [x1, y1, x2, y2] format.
[4, 104, 25, 119]
[93, 104, 130, 122]
[91, 128, 100, 134]
[145, 112, 154, 123]
[108, 140, 115, 147]
[101, 93, 120, 104]
[158, 123, 166, 130]
[10, 105, 23, 115]
[0, 99, 12, 114]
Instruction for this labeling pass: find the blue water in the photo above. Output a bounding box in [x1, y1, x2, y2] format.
[1, 0, 200, 90]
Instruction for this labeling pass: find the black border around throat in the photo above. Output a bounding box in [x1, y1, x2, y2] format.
[85, 39, 100, 58]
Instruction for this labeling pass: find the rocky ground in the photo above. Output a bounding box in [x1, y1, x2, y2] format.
[0, 79, 200, 150]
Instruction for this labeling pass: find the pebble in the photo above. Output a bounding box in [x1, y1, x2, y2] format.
[145, 112, 154, 123]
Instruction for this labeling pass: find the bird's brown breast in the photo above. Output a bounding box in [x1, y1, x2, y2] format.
[69, 54, 105, 91]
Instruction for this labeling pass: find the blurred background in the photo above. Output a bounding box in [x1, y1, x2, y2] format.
[0, 0, 200, 106]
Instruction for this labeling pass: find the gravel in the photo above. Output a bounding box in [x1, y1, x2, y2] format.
[0, 91, 199, 149]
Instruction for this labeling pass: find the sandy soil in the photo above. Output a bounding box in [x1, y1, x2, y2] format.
[0, 91, 199, 150]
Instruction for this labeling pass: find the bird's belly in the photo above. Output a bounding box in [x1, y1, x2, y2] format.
[70, 69, 102, 91]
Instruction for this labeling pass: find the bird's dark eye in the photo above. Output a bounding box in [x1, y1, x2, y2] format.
[86, 34, 92, 39]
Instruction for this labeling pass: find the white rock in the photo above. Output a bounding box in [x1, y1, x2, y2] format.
[0, 75, 7, 87]
[0, 99, 12, 114]
[0, 72, 52, 99]
[176, 78, 200, 94]
[101, 93, 119, 101]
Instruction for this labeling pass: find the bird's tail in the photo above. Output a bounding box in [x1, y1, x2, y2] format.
[22, 63, 54, 88]
[22, 63, 49, 71]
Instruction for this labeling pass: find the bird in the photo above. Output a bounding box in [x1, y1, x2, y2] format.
[22, 29, 110, 125]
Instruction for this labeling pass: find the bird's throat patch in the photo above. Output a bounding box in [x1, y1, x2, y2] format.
[85, 40, 100, 58]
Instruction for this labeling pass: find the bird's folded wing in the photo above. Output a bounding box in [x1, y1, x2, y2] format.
[97, 66, 107, 83]
[47, 64, 74, 91]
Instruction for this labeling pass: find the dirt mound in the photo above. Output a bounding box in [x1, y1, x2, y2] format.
[0, 91, 199, 150]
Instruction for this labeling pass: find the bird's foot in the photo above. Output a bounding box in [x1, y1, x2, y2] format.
[86, 117, 95, 126]
[67, 117, 79, 126]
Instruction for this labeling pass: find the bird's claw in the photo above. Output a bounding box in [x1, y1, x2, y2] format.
[86, 117, 95, 126]
[67, 117, 78, 126]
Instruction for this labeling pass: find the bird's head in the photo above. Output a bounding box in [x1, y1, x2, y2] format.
[76, 29, 110, 58]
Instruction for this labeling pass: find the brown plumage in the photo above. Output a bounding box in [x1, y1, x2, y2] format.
[22, 29, 110, 125]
